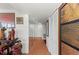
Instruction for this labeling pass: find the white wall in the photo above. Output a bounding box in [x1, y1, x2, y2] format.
[29, 24, 35, 37]
[47, 9, 58, 55]
[0, 7, 29, 54]
[0, 4, 15, 13]
[44, 21, 49, 36]
[29, 23, 45, 38]
[15, 13, 29, 53]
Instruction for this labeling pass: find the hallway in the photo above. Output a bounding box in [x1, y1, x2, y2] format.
[0, 3, 60, 55]
[28, 38, 50, 55]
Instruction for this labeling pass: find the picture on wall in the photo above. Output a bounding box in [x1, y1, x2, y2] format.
[16, 17, 24, 24]
[60, 3, 79, 52]
[0, 13, 15, 28]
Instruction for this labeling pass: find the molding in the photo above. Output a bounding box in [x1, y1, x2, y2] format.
[58, 3, 67, 55]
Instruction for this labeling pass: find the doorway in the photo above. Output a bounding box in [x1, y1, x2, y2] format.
[29, 19, 50, 55]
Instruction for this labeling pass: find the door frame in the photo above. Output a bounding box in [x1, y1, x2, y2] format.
[58, 3, 67, 55]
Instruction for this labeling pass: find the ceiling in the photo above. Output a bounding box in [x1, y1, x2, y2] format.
[0, 3, 61, 24]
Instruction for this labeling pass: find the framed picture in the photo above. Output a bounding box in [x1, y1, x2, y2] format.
[59, 3, 79, 54]
[0, 13, 15, 28]
[16, 17, 23, 24]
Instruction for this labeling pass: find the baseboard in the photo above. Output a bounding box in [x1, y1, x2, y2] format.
[29, 37, 42, 40]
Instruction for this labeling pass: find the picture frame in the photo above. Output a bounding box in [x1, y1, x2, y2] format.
[59, 3, 79, 54]
[16, 17, 24, 24]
